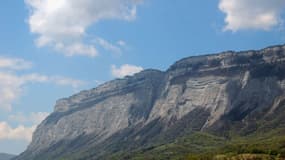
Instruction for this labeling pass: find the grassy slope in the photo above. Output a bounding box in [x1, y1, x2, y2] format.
[54, 128, 285, 160]
[105, 130, 285, 160]
[52, 114, 285, 160]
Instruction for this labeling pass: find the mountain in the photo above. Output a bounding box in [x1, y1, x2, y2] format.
[15, 44, 285, 160]
[0, 153, 15, 160]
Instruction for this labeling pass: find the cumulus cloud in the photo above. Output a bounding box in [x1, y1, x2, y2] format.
[219, 0, 285, 31]
[0, 122, 36, 142]
[25, 0, 142, 57]
[0, 112, 49, 142]
[0, 57, 32, 70]
[111, 64, 143, 78]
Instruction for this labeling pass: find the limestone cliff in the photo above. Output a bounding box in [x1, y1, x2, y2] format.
[15, 44, 285, 160]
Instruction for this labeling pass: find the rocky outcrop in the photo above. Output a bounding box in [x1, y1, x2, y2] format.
[15, 44, 285, 160]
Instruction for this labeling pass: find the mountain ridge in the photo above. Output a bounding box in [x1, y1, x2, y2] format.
[15, 44, 285, 160]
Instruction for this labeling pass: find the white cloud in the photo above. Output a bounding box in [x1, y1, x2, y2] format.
[0, 112, 50, 142]
[0, 57, 32, 70]
[0, 56, 85, 111]
[0, 72, 85, 111]
[0, 72, 23, 111]
[111, 64, 143, 78]
[54, 42, 98, 57]
[0, 112, 49, 142]
[95, 38, 123, 54]
[25, 0, 142, 57]
[0, 122, 36, 142]
[8, 112, 50, 125]
[49, 76, 86, 88]
[117, 40, 126, 47]
[219, 0, 285, 31]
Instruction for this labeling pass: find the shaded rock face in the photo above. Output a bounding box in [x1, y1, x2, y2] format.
[16, 45, 285, 160]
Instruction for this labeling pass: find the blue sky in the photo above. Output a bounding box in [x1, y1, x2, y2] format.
[0, 0, 285, 155]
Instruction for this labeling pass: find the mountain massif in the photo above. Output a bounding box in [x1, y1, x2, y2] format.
[15, 45, 285, 160]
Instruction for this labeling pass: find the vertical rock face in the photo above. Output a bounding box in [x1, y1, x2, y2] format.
[21, 69, 165, 158]
[16, 45, 285, 160]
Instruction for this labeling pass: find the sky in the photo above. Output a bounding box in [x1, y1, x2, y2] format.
[0, 0, 285, 155]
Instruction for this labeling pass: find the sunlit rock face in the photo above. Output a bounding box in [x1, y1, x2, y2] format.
[15, 45, 285, 160]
